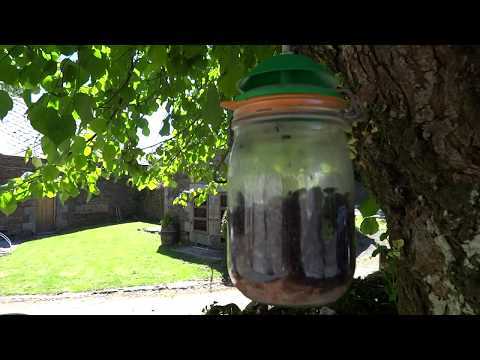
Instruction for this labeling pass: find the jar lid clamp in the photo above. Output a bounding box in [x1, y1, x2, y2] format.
[235, 53, 343, 101]
[221, 52, 349, 119]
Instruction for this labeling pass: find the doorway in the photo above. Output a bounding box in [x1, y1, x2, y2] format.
[36, 197, 56, 234]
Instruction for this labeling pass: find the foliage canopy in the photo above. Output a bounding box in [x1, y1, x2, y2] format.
[0, 45, 279, 214]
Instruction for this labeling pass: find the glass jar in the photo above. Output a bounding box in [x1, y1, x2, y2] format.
[227, 105, 355, 307]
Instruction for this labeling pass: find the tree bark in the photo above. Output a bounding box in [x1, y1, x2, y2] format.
[293, 45, 480, 314]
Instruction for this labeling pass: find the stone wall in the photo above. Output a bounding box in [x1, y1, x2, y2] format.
[0, 154, 33, 183]
[138, 187, 164, 223]
[56, 179, 140, 231]
[0, 154, 36, 239]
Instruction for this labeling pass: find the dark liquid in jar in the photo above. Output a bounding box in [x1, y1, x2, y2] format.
[229, 186, 355, 306]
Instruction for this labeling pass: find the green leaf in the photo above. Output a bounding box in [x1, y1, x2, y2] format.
[160, 119, 170, 136]
[40, 75, 57, 93]
[149, 46, 168, 67]
[74, 93, 94, 123]
[0, 90, 13, 119]
[29, 106, 76, 145]
[24, 147, 33, 164]
[71, 136, 87, 154]
[90, 116, 108, 134]
[219, 64, 244, 98]
[0, 191, 17, 216]
[380, 232, 389, 242]
[102, 143, 116, 162]
[78, 47, 107, 80]
[359, 195, 380, 218]
[29, 182, 44, 199]
[43, 60, 58, 76]
[252, 45, 276, 62]
[41, 136, 59, 162]
[215, 47, 244, 98]
[58, 139, 70, 155]
[0, 58, 18, 85]
[23, 89, 32, 107]
[74, 154, 88, 170]
[140, 117, 150, 137]
[203, 85, 223, 125]
[59, 97, 74, 117]
[142, 127, 150, 137]
[43, 165, 60, 181]
[87, 181, 100, 195]
[58, 191, 70, 205]
[21, 63, 45, 86]
[120, 86, 135, 104]
[6, 46, 23, 57]
[76, 66, 90, 87]
[392, 239, 404, 249]
[61, 59, 76, 82]
[360, 217, 380, 235]
[32, 157, 43, 168]
[183, 45, 203, 59]
[391, 250, 401, 258]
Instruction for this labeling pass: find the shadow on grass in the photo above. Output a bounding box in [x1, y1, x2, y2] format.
[156, 245, 232, 286]
[155, 230, 373, 288]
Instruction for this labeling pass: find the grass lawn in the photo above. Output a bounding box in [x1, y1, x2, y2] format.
[0, 222, 222, 296]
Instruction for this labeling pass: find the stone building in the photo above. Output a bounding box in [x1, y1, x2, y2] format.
[0, 96, 225, 247]
[162, 174, 227, 249]
[0, 151, 225, 249]
[0, 97, 148, 240]
[0, 153, 145, 239]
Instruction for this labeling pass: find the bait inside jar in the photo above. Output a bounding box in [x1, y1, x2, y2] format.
[224, 94, 356, 307]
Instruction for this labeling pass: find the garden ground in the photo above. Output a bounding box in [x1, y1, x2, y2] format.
[0, 222, 222, 296]
[0, 218, 383, 314]
[0, 239, 380, 315]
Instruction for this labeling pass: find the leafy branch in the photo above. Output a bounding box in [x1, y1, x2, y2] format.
[0, 45, 278, 215]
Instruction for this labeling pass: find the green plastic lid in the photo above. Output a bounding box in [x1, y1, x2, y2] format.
[236, 54, 341, 101]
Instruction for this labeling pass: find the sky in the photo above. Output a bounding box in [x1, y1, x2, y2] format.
[137, 108, 168, 153]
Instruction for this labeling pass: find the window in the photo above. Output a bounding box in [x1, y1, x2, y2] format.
[194, 206, 207, 218]
[193, 200, 208, 232]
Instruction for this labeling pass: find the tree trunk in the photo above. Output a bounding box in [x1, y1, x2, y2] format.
[293, 45, 480, 314]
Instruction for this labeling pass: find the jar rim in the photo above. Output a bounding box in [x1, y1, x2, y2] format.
[231, 110, 350, 130]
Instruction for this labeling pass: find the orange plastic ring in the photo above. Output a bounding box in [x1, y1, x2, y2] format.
[221, 94, 346, 122]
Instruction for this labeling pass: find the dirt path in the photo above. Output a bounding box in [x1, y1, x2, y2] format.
[0, 282, 252, 315]
[0, 259, 378, 315]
